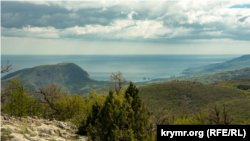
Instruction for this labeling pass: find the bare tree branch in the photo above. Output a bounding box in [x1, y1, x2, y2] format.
[108, 71, 127, 95]
[1, 60, 13, 73]
[34, 83, 65, 117]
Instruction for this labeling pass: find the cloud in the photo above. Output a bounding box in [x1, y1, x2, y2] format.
[101, 7, 107, 12]
[1, 1, 250, 42]
[1, 1, 129, 29]
[1, 26, 59, 39]
[238, 15, 250, 22]
[127, 11, 138, 20]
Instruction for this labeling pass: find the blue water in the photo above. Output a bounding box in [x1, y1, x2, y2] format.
[1, 55, 243, 82]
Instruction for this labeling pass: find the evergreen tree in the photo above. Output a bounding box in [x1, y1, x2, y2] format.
[78, 101, 102, 135]
[85, 82, 151, 141]
[124, 81, 150, 141]
[87, 89, 132, 141]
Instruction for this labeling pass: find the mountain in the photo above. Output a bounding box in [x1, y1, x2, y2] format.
[134, 67, 250, 87]
[138, 79, 250, 123]
[1, 63, 107, 94]
[170, 67, 250, 84]
[138, 80, 245, 111]
[181, 54, 250, 75]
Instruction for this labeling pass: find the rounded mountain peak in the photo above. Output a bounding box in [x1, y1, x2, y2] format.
[1, 63, 94, 92]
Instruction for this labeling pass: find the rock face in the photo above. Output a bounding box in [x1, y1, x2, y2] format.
[1, 115, 87, 141]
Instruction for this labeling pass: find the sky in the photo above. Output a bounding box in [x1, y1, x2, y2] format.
[1, 0, 250, 55]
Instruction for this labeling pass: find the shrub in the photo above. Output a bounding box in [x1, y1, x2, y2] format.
[2, 78, 32, 118]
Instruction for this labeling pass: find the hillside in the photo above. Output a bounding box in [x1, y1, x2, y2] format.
[181, 54, 250, 75]
[138, 80, 250, 123]
[135, 66, 250, 86]
[1, 63, 108, 95]
[169, 67, 250, 84]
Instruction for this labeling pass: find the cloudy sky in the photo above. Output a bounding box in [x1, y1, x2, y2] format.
[1, 0, 250, 55]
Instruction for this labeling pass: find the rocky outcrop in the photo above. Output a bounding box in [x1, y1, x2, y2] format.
[1, 115, 87, 141]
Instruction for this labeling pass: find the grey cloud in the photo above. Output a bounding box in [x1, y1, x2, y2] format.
[1, 2, 133, 29]
[157, 11, 250, 41]
[238, 15, 250, 22]
[1, 1, 250, 42]
[1, 2, 72, 29]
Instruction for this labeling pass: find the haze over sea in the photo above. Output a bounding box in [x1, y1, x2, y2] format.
[1, 55, 243, 82]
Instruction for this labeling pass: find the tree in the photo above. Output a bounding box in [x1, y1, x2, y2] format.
[172, 103, 235, 125]
[77, 89, 107, 136]
[33, 83, 66, 119]
[206, 103, 234, 125]
[86, 82, 151, 141]
[1, 60, 13, 108]
[108, 71, 127, 95]
[1, 60, 13, 73]
[2, 78, 31, 118]
[124, 81, 151, 140]
[87, 89, 132, 141]
[0, 82, 6, 104]
[78, 101, 102, 136]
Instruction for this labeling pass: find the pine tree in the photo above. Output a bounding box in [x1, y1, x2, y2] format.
[78, 101, 102, 135]
[124, 81, 150, 140]
[82, 81, 151, 141]
[87, 89, 132, 141]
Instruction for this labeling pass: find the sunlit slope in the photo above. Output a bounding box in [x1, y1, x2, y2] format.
[181, 54, 250, 75]
[138, 79, 250, 123]
[1, 63, 107, 94]
[138, 81, 249, 111]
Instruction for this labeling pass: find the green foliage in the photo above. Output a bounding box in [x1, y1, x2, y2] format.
[84, 82, 151, 141]
[87, 89, 130, 141]
[124, 81, 150, 141]
[173, 103, 235, 125]
[135, 67, 250, 86]
[77, 89, 108, 135]
[138, 80, 247, 113]
[56, 93, 86, 122]
[77, 101, 102, 135]
[237, 84, 250, 90]
[1, 63, 109, 95]
[27, 97, 43, 117]
[173, 109, 210, 125]
[2, 78, 32, 117]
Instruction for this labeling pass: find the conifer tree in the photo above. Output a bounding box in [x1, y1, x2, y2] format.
[124, 81, 150, 140]
[84, 82, 151, 141]
[78, 101, 102, 135]
[87, 89, 132, 141]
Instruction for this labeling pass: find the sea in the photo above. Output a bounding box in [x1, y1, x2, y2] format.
[1, 54, 243, 82]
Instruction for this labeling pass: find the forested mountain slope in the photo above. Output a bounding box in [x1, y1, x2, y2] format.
[181, 54, 250, 75]
[138, 80, 250, 123]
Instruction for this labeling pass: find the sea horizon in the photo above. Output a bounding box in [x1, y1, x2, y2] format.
[1, 54, 245, 82]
